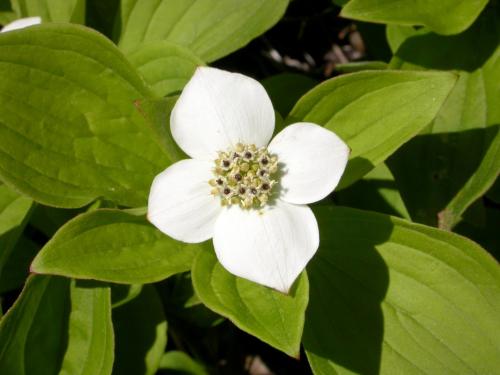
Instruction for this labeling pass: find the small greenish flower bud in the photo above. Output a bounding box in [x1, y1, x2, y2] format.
[240, 162, 250, 172]
[209, 143, 279, 209]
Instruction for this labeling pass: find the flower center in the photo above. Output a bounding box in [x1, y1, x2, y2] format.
[209, 143, 279, 208]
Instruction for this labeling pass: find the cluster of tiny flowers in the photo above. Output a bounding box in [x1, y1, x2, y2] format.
[209, 143, 279, 208]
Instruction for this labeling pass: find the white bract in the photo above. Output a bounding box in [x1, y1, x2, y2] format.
[1, 17, 41, 33]
[148, 67, 349, 293]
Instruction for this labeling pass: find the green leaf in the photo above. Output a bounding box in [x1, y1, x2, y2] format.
[0, 24, 170, 208]
[12, 0, 86, 23]
[341, 0, 489, 35]
[0, 275, 113, 375]
[336, 163, 410, 219]
[0, 0, 14, 24]
[304, 206, 500, 374]
[191, 249, 309, 357]
[439, 127, 500, 230]
[112, 285, 167, 375]
[128, 41, 204, 98]
[134, 96, 186, 163]
[287, 70, 457, 188]
[0, 11, 16, 25]
[117, 0, 289, 62]
[0, 184, 33, 280]
[261, 73, 317, 118]
[387, 11, 500, 225]
[159, 351, 208, 375]
[31, 209, 200, 284]
[386, 25, 427, 53]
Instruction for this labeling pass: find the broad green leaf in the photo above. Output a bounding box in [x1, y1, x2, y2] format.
[336, 163, 410, 219]
[0, 275, 113, 375]
[31, 209, 200, 284]
[341, 0, 489, 35]
[438, 127, 500, 230]
[11, 0, 85, 23]
[112, 285, 167, 375]
[118, 0, 289, 62]
[261, 73, 317, 118]
[0, 235, 39, 293]
[134, 96, 185, 163]
[287, 70, 457, 188]
[159, 351, 208, 375]
[304, 206, 500, 375]
[387, 11, 500, 225]
[128, 41, 203, 98]
[0, 184, 33, 279]
[0, 24, 169, 208]
[192, 249, 309, 357]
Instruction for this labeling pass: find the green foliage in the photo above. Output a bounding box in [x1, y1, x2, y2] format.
[128, 41, 204, 98]
[112, 285, 167, 375]
[0, 276, 113, 375]
[439, 129, 500, 229]
[11, 0, 85, 23]
[0, 24, 170, 208]
[31, 209, 200, 283]
[192, 249, 309, 357]
[304, 206, 500, 374]
[287, 70, 457, 188]
[0, 2, 499, 374]
[335, 163, 410, 219]
[159, 351, 208, 375]
[341, 0, 489, 35]
[387, 10, 500, 226]
[0, 184, 33, 284]
[134, 96, 186, 163]
[261, 73, 318, 118]
[117, 0, 289, 62]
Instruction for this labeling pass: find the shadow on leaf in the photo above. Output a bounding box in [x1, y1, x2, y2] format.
[303, 206, 390, 375]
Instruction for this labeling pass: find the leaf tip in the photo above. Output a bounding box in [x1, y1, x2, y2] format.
[29, 262, 39, 275]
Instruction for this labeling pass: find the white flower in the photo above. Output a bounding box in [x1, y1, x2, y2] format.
[1, 17, 41, 33]
[148, 67, 349, 293]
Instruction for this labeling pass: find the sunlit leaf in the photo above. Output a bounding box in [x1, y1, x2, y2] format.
[31, 209, 200, 284]
[192, 249, 308, 357]
[0, 276, 113, 375]
[304, 206, 500, 375]
[0, 24, 169, 208]
[342, 0, 489, 35]
[11, 0, 85, 23]
[117, 0, 289, 62]
[287, 70, 457, 188]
